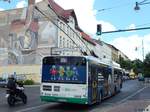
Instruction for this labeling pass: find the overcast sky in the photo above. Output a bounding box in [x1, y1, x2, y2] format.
[0, 0, 150, 61]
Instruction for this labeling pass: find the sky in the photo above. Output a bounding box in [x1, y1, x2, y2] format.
[0, 0, 150, 61]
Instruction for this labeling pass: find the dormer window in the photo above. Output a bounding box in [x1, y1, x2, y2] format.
[69, 16, 74, 24]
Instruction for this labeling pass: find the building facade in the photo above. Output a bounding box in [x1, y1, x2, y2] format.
[93, 39, 112, 64]
[107, 44, 119, 63]
[0, 0, 93, 65]
[0, 0, 130, 82]
[0, 0, 129, 66]
[118, 51, 129, 61]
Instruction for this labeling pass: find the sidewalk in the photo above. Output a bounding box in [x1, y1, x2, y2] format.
[106, 84, 150, 112]
[107, 100, 150, 112]
[24, 84, 40, 87]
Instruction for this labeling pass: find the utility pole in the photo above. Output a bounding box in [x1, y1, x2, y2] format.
[142, 40, 144, 62]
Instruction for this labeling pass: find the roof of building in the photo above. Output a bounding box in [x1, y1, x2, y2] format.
[48, 0, 79, 27]
[1, 0, 94, 47]
[106, 43, 119, 51]
[106, 43, 130, 60]
[81, 32, 96, 46]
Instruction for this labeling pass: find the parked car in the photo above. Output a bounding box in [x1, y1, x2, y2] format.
[0, 78, 8, 88]
[138, 73, 145, 81]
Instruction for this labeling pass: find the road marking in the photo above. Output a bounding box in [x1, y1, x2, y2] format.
[118, 86, 148, 104]
[143, 105, 150, 112]
[16, 85, 148, 112]
[102, 102, 116, 106]
[15, 103, 54, 112]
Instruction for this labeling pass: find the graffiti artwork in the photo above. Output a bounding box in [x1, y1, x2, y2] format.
[49, 65, 79, 81]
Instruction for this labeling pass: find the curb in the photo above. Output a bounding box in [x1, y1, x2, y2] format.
[24, 85, 40, 87]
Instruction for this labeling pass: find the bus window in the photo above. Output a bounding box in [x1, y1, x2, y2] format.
[42, 57, 87, 84]
[88, 65, 97, 85]
[98, 72, 104, 84]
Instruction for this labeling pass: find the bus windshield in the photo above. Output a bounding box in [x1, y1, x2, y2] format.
[42, 56, 87, 84]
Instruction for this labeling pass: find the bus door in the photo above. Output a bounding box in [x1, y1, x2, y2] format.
[103, 67, 112, 97]
[90, 65, 98, 103]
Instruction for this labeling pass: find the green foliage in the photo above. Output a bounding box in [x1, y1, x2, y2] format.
[119, 52, 150, 77]
[143, 52, 150, 77]
[132, 59, 143, 74]
[17, 80, 24, 85]
[23, 79, 34, 85]
[119, 56, 132, 70]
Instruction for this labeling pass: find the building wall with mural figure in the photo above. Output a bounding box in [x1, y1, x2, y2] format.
[0, 0, 58, 64]
[9, 3, 39, 51]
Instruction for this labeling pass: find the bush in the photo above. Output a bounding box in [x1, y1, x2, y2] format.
[17, 80, 24, 85]
[23, 79, 34, 85]
[144, 74, 150, 78]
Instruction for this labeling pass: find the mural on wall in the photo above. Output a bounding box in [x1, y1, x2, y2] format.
[0, 1, 58, 64]
[9, 7, 57, 50]
[39, 21, 57, 47]
[10, 5, 39, 50]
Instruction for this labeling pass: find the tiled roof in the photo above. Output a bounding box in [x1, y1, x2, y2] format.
[62, 9, 73, 19]
[48, 0, 81, 28]
[48, 0, 73, 21]
[81, 32, 96, 46]
[48, 0, 64, 16]
[106, 43, 119, 51]
[48, 0, 96, 45]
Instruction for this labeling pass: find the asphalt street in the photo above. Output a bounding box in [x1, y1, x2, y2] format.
[0, 80, 149, 112]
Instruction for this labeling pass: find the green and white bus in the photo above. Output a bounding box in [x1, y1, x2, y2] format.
[40, 56, 123, 105]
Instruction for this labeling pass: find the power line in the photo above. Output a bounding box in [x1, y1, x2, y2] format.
[97, 2, 131, 12]
[47, 4, 92, 54]
[34, 6, 90, 56]
[139, 0, 150, 5]
[136, 22, 150, 27]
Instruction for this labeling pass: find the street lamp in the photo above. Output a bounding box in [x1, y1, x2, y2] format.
[134, 0, 150, 11]
[134, 2, 140, 10]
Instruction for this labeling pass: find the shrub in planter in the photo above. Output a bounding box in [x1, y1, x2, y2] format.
[17, 80, 24, 85]
[24, 79, 34, 85]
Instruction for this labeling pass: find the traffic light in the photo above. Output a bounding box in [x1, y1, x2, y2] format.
[96, 24, 102, 35]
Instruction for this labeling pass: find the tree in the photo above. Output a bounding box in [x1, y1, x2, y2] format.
[132, 59, 143, 75]
[143, 52, 150, 77]
[119, 56, 132, 70]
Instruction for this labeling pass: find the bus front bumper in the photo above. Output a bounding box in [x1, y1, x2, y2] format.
[40, 96, 88, 104]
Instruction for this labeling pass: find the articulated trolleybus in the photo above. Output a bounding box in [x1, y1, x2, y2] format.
[40, 56, 123, 105]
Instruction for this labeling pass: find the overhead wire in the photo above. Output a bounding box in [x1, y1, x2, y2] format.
[97, 2, 132, 12]
[136, 22, 150, 27]
[139, 0, 150, 4]
[34, 6, 91, 56]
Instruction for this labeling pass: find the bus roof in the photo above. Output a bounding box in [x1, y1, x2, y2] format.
[43, 55, 121, 69]
[43, 55, 110, 66]
[85, 56, 110, 66]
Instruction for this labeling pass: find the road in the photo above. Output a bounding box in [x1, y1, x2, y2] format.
[0, 80, 149, 112]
